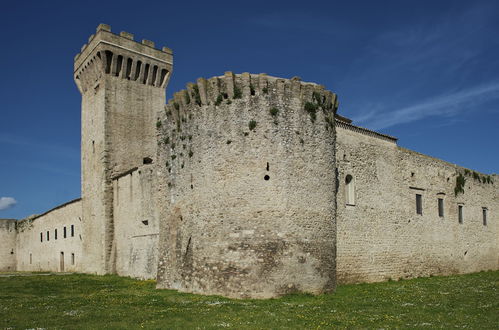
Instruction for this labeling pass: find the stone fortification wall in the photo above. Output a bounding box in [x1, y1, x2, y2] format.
[156, 73, 338, 298]
[336, 122, 498, 283]
[113, 164, 160, 279]
[0, 219, 17, 271]
[15, 199, 82, 272]
[74, 24, 172, 274]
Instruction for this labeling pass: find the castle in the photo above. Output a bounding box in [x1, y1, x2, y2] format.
[1, 24, 497, 299]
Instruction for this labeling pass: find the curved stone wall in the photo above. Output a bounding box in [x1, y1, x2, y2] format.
[155, 72, 338, 298]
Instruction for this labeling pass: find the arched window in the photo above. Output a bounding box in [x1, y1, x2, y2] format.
[345, 174, 355, 206]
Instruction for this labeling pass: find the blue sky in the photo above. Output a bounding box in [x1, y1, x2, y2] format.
[1, 0, 498, 219]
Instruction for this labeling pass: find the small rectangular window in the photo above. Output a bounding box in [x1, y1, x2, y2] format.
[71, 225, 74, 237]
[416, 194, 423, 215]
[438, 198, 444, 217]
[40, 232, 43, 242]
[482, 208, 487, 226]
[30, 253, 32, 264]
[71, 253, 75, 265]
[64, 226, 67, 238]
[55, 229, 58, 240]
[47, 231, 50, 241]
[458, 205, 463, 224]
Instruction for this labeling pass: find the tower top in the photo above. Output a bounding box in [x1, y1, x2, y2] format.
[74, 24, 172, 72]
[74, 24, 173, 94]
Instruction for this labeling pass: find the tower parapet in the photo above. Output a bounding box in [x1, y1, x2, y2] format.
[74, 24, 172, 94]
[156, 72, 338, 298]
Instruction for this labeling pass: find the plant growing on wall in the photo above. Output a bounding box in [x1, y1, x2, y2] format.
[249, 120, 257, 131]
[269, 107, 279, 117]
[304, 102, 318, 122]
[472, 171, 481, 182]
[454, 173, 466, 196]
[215, 95, 223, 106]
[233, 86, 242, 99]
[192, 85, 201, 106]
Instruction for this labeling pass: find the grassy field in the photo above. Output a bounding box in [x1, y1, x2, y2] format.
[0, 271, 497, 329]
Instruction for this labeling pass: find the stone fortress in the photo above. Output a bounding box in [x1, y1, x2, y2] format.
[1, 24, 497, 299]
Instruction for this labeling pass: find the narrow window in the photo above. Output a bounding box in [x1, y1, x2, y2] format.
[115, 55, 123, 76]
[458, 205, 463, 224]
[40, 232, 43, 242]
[143, 63, 150, 84]
[60, 252, 65, 272]
[104, 50, 113, 74]
[55, 229, 58, 240]
[345, 174, 355, 206]
[134, 61, 142, 81]
[159, 69, 168, 86]
[71, 253, 75, 265]
[64, 226, 67, 238]
[438, 198, 444, 217]
[71, 225, 74, 237]
[416, 194, 423, 215]
[482, 208, 487, 226]
[30, 253, 32, 264]
[151, 65, 158, 86]
[47, 231, 50, 241]
[125, 58, 133, 79]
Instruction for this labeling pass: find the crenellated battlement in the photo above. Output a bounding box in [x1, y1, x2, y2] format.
[74, 24, 173, 94]
[164, 72, 338, 123]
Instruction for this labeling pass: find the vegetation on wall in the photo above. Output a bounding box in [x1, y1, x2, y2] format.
[269, 107, 279, 117]
[304, 102, 318, 122]
[249, 120, 257, 131]
[233, 86, 242, 99]
[215, 94, 223, 106]
[454, 173, 466, 196]
[192, 85, 201, 106]
[463, 169, 493, 184]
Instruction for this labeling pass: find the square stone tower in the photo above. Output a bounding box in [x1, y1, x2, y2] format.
[74, 24, 173, 274]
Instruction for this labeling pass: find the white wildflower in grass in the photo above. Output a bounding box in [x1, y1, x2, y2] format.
[63, 310, 79, 316]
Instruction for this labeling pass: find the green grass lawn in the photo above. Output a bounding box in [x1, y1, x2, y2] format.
[0, 271, 497, 329]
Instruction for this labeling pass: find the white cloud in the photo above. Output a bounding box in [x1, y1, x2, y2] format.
[354, 81, 499, 130]
[342, 5, 499, 130]
[0, 197, 17, 211]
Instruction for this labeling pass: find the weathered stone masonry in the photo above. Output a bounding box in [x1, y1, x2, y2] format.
[155, 73, 338, 298]
[1, 24, 497, 299]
